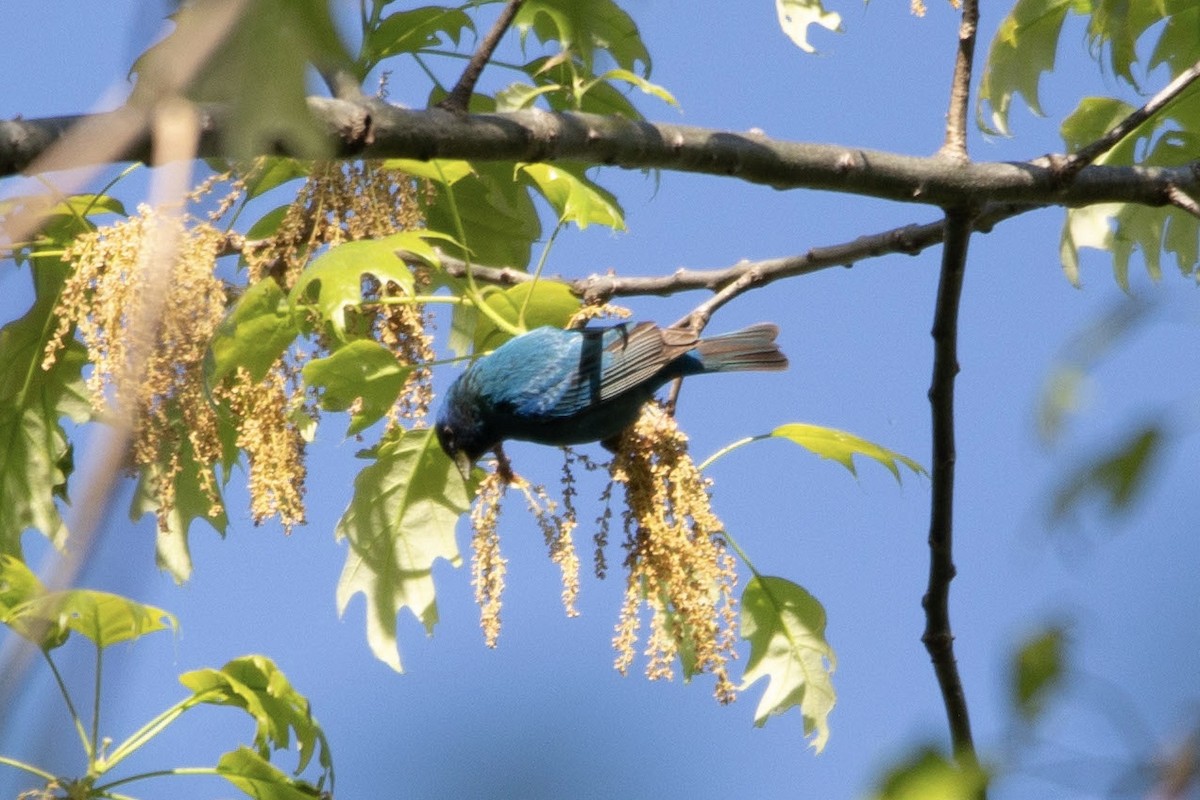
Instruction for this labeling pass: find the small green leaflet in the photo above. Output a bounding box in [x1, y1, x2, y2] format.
[1010, 624, 1067, 722]
[335, 427, 478, 671]
[519, 163, 626, 231]
[208, 278, 300, 385]
[361, 6, 474, 69]
[472, 282, 581, 352]
[181, 655, 333, 781]
[0, 556, 177, 651]
[775, 0, 842, 54]
[703, 423, 926, 482]
[740, 576, 836, 752]
[515, 0, 651, 74]
[215, 747, 325, 800]
[301, 340, 412, 436]
[382, 157, 474, 185]
[1050, 424, 1163, 522]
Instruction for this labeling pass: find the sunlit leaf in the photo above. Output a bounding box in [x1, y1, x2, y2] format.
[183, 656, 333, 781]
[335, 427, 477, 671]
[871, 746, 989, 800]
[0, 260, 90, 557]
[301, 340, 412, 436]
[362, 6, 474, 69]
[515, 0, 651, 74]
[209, 278, 300, 385]
[290, 234, 421, 339]
[495, 81, 562, 112]
[381, 157, 474, 185]
[593, 68, 678, 107]
[977, 0, 1078, 135]
[775, 0, 842, 54]
[1050, 424, 1163, 521]
[216, 747, 324, 800]
[519, 162, 625, 230]
[769, 423, 926, 482]
[422, 162, 541, 267]
[472, 281, 581, 351]
[1011, 624, 1068, 721]
[740, 576, 836, 751]
[0, 555, 42, 615]
[1085, 0, 1192, 89]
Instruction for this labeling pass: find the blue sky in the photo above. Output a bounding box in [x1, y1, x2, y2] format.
[3, 2, 1199, 799]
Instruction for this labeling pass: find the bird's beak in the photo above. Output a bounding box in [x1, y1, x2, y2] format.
[453, 451, 475, 482]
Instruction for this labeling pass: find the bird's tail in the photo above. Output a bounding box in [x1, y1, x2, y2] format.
[694, 323, 788, 372]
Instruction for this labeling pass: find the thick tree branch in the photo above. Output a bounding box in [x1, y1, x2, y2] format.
[3, 103, 1198, 210]
[938, 0, 979, 162]
[396, 202, 1035, 302]
[437, 0, 526, 113]
[922, 207, 980, 776]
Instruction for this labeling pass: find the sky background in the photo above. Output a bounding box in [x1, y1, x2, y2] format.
[2, 2, 1199, 799]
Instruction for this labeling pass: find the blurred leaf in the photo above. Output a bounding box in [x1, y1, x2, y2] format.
[769, 423, 927, 482]
[215, 747, 324, 800]
[362, 6, 473, 68]
[1051, 424, 1163, 521]
[244, 158, 309, 200]
[1011, 624, 1068, 721]
[182, 655, 332, 780]
[422, 162, 541, 267]
[740, 576, 836, 752]
[1148, 2, 1200, 78]
[472, 281, 580, 351]
[0, 260, 91, 557]
[977, 0, 1078, 135]
[209, 278, 300, 385]
[519, 162, 625, 230]
[1, 557, 177, 650]
[301, 340, 412, 436]
[335, 427, 477, 671]
[1085, 0, 1193, 89]
[290, 234, 426, 339]
[775, 0, 842, 54]
[515, 0, 651, 74]
[871, 746, 989, 800]
[132, 0, 351, 159]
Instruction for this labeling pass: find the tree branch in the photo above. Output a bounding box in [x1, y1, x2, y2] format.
[938, 0, 980, 162]
[396, 202, 1035, 302]
[437, 0, 526, 113]
[922, 207, 981, 777]
[3, 103, 1198, 209]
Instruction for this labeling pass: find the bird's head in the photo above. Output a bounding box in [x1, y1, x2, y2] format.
[434, 375, 494, 480]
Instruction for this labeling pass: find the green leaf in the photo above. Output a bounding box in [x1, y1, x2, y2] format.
[768, 423, 927, 482]
[132, 0, 351, 159]
[519, 163, 625, 230]
[1147, 2, 1200, 78]
[422, 162, 542, 267]
[740, 576, 836, 752]
[472, 282, 581, 351]
[1011, 624, 1068, 721]
[495, 81, 562, 112]
[1086, 0, 1188, 89]
[1050, 424, 1163, 521]
[775, 0, 842, 54]
[245, 205, 293, 241]
[209, 279, 300, 385]
[290, 234, 425, 339]
[515, 0, 651, 74]
[335, 427, 477, 671]
[244, 158, 309, 200]
[871, 746, 989, 800]
[362, 6, 474, 67]
[183, 655, 333, 781]
[0, 261, 91, 556]
[301, 340, 412, 436]
[977, 0, 1079, 135]
[593, 68, 678, 107]
[1, 558, 177, 650]
[216, 747, 324, 800]
[381, 157, 474, 185]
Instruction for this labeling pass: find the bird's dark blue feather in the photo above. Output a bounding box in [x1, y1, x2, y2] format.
[435, 321, 786, 465]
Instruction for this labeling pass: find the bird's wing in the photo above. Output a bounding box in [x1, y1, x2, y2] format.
[540, 322, 697, 414]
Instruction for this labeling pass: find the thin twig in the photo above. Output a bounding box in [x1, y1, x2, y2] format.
[938, 0, 980, 162]
[1166, 183, 1200, 219]
[922, 207, 982, 780]
[395, 202, 1036, 303]
[1058, 58, 1200, 175]
[437, 0, 526, 113]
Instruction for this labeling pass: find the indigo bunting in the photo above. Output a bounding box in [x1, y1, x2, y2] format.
[435, 321, 787, 474]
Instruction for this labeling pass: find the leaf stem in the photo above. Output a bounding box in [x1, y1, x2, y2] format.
[42, 649, 92, 759]
[696, 435, 764, 472]
[0, 754, 58, 782]
[102, 693, 210, 770]
[91, 766, 221, 794]
[517, 218, 565, 328]
[90, 645, 103, 761]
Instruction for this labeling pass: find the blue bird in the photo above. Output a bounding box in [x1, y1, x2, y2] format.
[435, 321, 787, 474]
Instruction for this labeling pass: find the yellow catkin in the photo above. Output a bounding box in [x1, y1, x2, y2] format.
[610, 404, 740, 704]
[911, 0, 927, 15]
[469, 469, 509, 648]
[515, 476, 581, 618]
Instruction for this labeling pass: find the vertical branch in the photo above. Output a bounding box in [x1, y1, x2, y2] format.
[437, 0, 526, 113]
[939, 0, 980, 162]
[923, 208, 981, 776]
